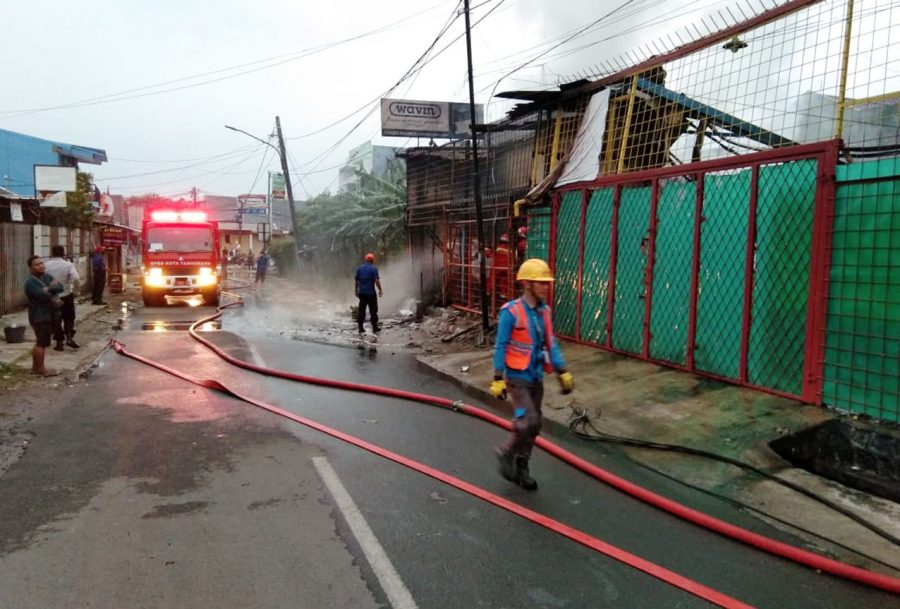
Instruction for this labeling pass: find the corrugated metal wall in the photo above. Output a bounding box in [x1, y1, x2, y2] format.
[0, 223, 34, 314]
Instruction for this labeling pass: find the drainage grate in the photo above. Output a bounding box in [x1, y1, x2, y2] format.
[770, 418, 900, 502]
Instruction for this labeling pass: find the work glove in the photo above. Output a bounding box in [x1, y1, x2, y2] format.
[558, 371, 574, 394]
[490, 378, 508, 400]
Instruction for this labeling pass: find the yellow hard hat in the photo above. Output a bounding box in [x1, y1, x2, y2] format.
[516, 258, 554, 282]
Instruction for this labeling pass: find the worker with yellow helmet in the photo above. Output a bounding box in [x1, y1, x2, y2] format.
[491, 258, 574, 490]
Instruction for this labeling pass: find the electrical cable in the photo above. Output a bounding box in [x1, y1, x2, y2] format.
[0, 0, 452, 119]
[247, 144, 275, 194]
[97, 145, 263, 182]
[291, 1, 464, 175]
[482, 0, 640, 103]
[106, 301, 900, 594]
[566, 407, 900, 547]
[624, 450, 900, 574]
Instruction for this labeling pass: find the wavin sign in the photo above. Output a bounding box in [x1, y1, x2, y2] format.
[389, 102, 441, 119]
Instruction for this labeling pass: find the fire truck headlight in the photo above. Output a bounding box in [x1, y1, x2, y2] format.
[145, 267, 165, 287]
[198, 267, 217, 286]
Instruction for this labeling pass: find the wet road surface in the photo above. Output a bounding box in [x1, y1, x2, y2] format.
[0, 298, 895, 608]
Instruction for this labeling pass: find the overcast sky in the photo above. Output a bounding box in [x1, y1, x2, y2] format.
[1, 0, 761, 199]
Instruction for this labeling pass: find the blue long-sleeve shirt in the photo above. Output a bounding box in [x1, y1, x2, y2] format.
[493, 298, 565, 383]
[25, 273, 63, 324]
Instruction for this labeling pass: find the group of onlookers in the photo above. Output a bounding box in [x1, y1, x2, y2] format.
[23, 246, 108, 376]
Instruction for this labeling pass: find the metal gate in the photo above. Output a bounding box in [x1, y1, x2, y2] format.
[542, 141, 839, 402]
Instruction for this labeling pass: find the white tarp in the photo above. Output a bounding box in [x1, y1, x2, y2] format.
[556, 89, 610, 186]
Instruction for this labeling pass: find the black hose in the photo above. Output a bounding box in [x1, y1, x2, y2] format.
[567, 407, 900, 548]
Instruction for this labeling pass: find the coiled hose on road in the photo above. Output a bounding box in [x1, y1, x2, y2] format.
[115, 295, 900, 598]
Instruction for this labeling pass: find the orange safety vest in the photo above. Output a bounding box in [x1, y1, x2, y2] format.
[503, 298, 554, 373]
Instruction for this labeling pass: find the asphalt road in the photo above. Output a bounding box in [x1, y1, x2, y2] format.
[0, 298, 896, 609]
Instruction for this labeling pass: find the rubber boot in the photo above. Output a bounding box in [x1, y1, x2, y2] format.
[514, 455, 538, 490]
[496, 449, 517, 483]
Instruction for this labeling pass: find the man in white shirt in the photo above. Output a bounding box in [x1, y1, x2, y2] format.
[44, 245, 82, 351]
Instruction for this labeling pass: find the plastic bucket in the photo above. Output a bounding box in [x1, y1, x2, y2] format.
[4, 325, 26, 343]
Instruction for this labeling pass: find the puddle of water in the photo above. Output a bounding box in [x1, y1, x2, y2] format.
[141, 320, 221, 332]
[770, 418, 900, 502]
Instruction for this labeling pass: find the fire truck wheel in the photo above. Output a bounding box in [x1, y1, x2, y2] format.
[142, 290, 165, 307]
[202, 290, 220, 307]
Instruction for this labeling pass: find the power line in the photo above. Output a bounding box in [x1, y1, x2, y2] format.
[482, 0, 640, 103]
[96, 145, 264, 181]
[0, 0, 451, 120]
[291, 0, 512, 180]
[290, 1, 465, 175]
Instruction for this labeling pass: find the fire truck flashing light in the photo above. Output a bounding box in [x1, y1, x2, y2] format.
[150, 210, 208, 223]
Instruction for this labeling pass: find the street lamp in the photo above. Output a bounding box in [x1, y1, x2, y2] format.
[225, 118, 302, 258]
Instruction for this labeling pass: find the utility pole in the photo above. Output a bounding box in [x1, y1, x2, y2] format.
[275, 116, 303, 258]
[463, 0, 490, 339]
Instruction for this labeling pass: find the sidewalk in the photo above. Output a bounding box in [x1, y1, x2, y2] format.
[0, 295, 129, 380]
[415, 339, 900, 573]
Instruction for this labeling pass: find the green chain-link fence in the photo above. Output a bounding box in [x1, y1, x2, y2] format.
[747, 160, 817, 396]
[694, 169, 751, 380]
[553, 191, 582, 337]
[526, 207, 551, 262]
[580, 188, 615, 345]
[649, 179, 696, 365]
[824, 159, 900, 422]
[611, 185, 652, 355]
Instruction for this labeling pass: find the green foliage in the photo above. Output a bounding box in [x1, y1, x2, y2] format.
[40, 171, 95, 228]
[268, 238, 296, 276]
[297, 158, 406, 277]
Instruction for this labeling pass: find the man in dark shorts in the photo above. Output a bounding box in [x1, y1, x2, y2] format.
[24, 255, 64, 376]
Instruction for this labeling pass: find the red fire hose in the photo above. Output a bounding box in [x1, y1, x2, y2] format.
[116, 298, 900, 597]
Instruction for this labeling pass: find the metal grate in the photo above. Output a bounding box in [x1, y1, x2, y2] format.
[747, 160, 818, 395]
[649, 179, 696, 365]
[553, 191, 582, 337]
[694, 169, 751, 379]
[611, 185, 652, 355]
[580, 188, 615, 345]
[824, 159, 900, 422]
[584, 0, 896, 177]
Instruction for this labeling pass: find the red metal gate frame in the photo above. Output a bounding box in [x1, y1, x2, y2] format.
[552, 140, 840, 404]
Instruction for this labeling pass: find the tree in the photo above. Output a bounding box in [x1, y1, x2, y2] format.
[297, 158, 406, 277]
[39, 171, 96, 229]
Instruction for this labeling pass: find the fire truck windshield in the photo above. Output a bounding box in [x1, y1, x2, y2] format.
[147, 226, 214, 253]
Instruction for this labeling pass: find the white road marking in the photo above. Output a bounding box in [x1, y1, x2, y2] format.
[312, 457, 418, 609]
[248, 344, 266, 367]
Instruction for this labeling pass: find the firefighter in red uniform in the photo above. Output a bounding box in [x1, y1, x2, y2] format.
[516, 226, 528, 266]
[486, 234, 512, 300]
[490, 258, 574, 490]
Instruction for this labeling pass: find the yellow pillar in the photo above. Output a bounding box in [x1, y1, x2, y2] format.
[617, 74, 640, 174]
[549, 104, 564, 172]
[836, 0, 855, 141]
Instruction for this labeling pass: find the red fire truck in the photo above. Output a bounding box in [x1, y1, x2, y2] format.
[141, 207, 222, 307]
